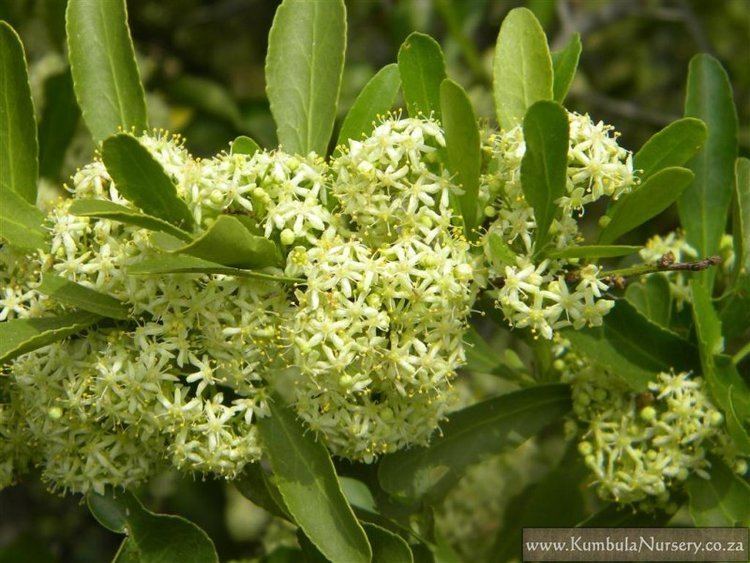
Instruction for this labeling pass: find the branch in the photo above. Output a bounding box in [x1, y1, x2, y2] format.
[595, 252, 722, 286]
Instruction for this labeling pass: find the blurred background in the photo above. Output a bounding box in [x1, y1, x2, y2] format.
[0, 1, 748, 561]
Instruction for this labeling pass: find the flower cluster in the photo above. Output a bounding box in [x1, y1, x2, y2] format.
[564, 360, 746, 506]
[482, 112, 636, 339]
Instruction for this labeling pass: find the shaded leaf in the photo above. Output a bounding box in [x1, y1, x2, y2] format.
[398, 33, 446, 119]
[0, 215, 47, 252]
[565, 300, 699, 391]
[599, 167, 694, 244]
[0, 189, 47, 252]
[257, 396, 371, 563]
[234, 463, 291, 521]
[167, 75, 242, 127]
[0, 21, 38, 204]
[38, 70, 80, 180]
[38, 274, 130, 319]
[87, 490, 219, 563]
[339, 477, 377, 513]
[266, 0, 346, 156]
[493, 8, 553, 130]
[337, 64, 401, 146]
[486, 232, 517, 269]
[440, 79, 480, 237]
[377, 384, 571, 502]
[547, 245, 641, 260]
[101, 134, 195, 230]
[69, 199, 192, 241]
[66, 0, 148, 141]
[520, 101, 569, 253]
[127, 254, 301, 284]
[734, 157, 750, 281]
[0, 313, 100, 365]
[578, 504, 673, 527]
[634, 117, 707, 182]
[231, 136, 260, 156]
[551, 32, 581, 103]
[687, 457, 750, 526]
[678, 54, 738, 289]
[364, 524, 413, 563]
[174, 215, 279, 268]
[625, 274, 672, 327]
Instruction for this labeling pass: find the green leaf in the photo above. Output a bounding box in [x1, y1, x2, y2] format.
[625, 274, 672, 327]
[520, 101, 569, 253]
[234, 463, 291, 521]
[257, 396, 371, 563]
[87, 490, 219, 563]
[493, 7, 553, 130]
[634, 117, 707, 182]
[578, 504, 673, 527]
[37, 274, 130, 320]
[486, 232, 518, 270]
[678, 54, 739, 289]
[363, 524, 413, 563]
[69, 199, 192, 241]
[0, 189, 47, 252]
[337, 64, 401, 146]
[38, 70, 80, 180]
[101, 134, 195, 230]
[266, 0, 346, 156]
[339, 477, 377, 513]
[463, 327, 529, 382]
[231, 136, 260, 156]
[733, 157, 750, 280]
[127, 254, 301, 284]
[599, 167, 695, 244]
[174, 215, 279, 268]
[0, 313, 100, 365]
[551, 32, 581, 103]
[167, 75, 242, 127]
[0, 21, 38, 204]
[440, 79, 481, 237]
[687, 458, 750, 526]
[690, 279, 724, 361]
[547, 245, 641, 260]
[66, 0, 148, 142]
[398, 33, 446, 119]
[565, 300, 699, 391]
[492, 445, 587, 562]
[377, 384, 571, 502]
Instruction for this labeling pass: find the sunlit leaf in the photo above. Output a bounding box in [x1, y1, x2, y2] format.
[687, 457, 750, 526]
[398, 33, 446, 119]
[634, 117, 706, 182]
[338, 64, 401, 146]
[37, 274, 130, 320]
[551, 33, 581, 103]
[69, 199, 192, 241]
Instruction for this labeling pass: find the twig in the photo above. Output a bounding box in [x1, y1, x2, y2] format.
[598, 252, 722, 283]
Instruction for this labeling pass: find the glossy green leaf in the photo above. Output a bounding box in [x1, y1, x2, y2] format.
[0, 313, 100, 365]
[266, 0, 346, 156]
[127, 254, 301, 284]
[87, 490, 219, 563]
[338, 64, 401, 146]
[493, 8, 553, 130]
[0, 21, 38, 204]
[734, 157, 750, 280]
[440, 79, 480, 237]
[69, 199, 192, 241]
[66, 0, 148, 142]
[101, 134, 195, 230]
[0, 189, 47, 252]
[464, 327, 529, 383]
[625, 274, 672, 327]
[547, 245, 641, 260]
[339, 477, 377, 513]
[174, 215, 279, 268]
[551, 33, 581, 103]
[493, 446, 587, 562]
[599, 167, 694, 244]
[378, 384, 572, 502]
[234, 464, 291, 521]
[486, 232, 517, 269]
[687, 458, 750, 526]
[257, 397, 371, 563]
[0, 215, 47, 253]
[364, 524, 413, 563]
[398, 33, 446, 118]
[634, 117, 707, 182]
[37, 274, 130, 319]
[690, 279, 724, 360]
[565, 300, 699, 391]
[231, 136, 260, 156]
[678, 54, 738, 289]
[520, 101, 569, 253]
[38, 70, 80, 180]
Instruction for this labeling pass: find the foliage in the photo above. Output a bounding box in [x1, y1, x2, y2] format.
[0, 1, 748, 562]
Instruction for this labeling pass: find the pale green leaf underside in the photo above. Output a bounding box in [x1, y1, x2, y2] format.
[266, 0, 346, 156]
[66, 0, 148, 142]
